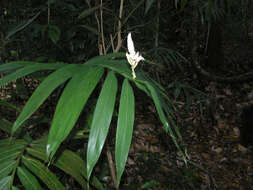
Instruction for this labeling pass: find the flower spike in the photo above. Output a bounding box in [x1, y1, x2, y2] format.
[126, 33, 144, 79]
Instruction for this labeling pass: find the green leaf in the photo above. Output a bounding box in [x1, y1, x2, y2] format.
[0, 139, 27, 146]
[12, 186, 20, 190]
[86, 59, 132, 79]
[174, 87, 181, 100]
[145, 0, 155, 14]
[78, 5, 101, 19]
[48, 25, 61, 44]
[79, 25, 99, 35]
[0, 62, 27, 73]
[27, 137, 104, 190]
[141, 180, 160, 189]
[0, 99, 21, 112]
[26, 146, 47, 162]
[0, 143, 26, 163]
[146, 83, 169, 132]
[180, 0, 188, 11]
[54, 150, 88, 189]
[6, 12, 41, 40]
[0, 160, 16, 179]
[47, 66, 104, 160]
[22, 156, 65, 190]
[0, 176, 11, 190]
[0, 62, 65, 87]
[0, 119, 12, 134]
[17, 167, 43, 190]
[115, 79, 135, 186]
[12, 64, 80, 134]
[87, 71, 118, 179]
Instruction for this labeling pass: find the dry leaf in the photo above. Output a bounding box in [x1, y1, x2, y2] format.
[238, 144, 248, 153]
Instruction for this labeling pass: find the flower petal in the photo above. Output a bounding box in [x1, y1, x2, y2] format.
[127, 33, 135, 55]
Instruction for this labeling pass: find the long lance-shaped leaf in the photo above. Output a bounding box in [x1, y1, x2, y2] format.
[115, 79, 135, 187]
[11, 64, 80, 134]
[6, 12, 41, 39]
[0, 63, 66, 87]
[145, 82, 186, 161]
[22, 156, 65, 190]
[0, 62, 29, 73]
[17, 167, 43, 190]
[47, 66, 104, 161]
[88, 60, 132, 79]
[145, 82, 169, 132]
[87, 71, 118, 180]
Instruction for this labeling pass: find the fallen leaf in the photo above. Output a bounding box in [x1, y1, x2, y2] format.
[238, 144, 248, 153]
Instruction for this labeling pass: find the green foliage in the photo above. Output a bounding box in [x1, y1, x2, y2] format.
[168, 81, 208, 112]
[87, 71, 118, 180]
[0, 136, 104, 190]
[115, 79, 135, 186]
[0, 0, 202, 188]
[0, 52, 183, 188]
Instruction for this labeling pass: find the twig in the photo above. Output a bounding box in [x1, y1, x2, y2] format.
[110, 34, 115, 52]
[86, 0, 103, 55]
[114, 0, 124, 52]
[154, 0, 160, 48]
[106, 144, 118, 189]
[100, 0, 106, 55]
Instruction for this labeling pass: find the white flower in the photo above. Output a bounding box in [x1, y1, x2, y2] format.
[126, 33, 144, 79]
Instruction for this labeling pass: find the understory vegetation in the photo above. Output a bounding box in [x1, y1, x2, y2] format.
[0, 0, 253, 189]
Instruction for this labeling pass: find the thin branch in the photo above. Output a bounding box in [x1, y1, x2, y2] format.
[100, 0, 106, 55]
[110, 34, 115, 52]
[86, 0, 103, 55]
[155, 0, 160, 48]
[106, 144, 118, 189]
[114, 0, 124, 52]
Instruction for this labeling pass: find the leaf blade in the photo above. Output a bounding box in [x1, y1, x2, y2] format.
[22, 156, 65, 190]
[0, 63, 65, 87]
[115, 79, 135, 186]
[87, 71, 118, 179]
[17, 167, 43, 190]
[12, 64, 80, 134]
[47, 66, 104, 160]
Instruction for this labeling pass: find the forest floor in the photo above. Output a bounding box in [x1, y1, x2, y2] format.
[120, 81, 253, 190]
